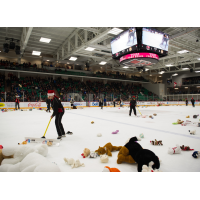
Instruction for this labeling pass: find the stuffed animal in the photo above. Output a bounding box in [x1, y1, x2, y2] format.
[153, 114, 157, 116]
[100, 155, 109, 163]
[150, 139, 163, 145]
[95, 142, 122, 156]
[0, 144, 48, 166]
[177, 119, 184, 124]
[18, 141, 27, 145]
[149, 115, 153, 119]
[142, 161, 162, 172]
[97, 133, 102, 137]
[0, 145, 3, 149]
[139, 133, 144, 138]
[81, 148, 90, 158]
[193, 115, 199, 119]
[141, 115, 146, 118]
[168, 144, 181, 154]
[117, 136, 160, 172]
[64, 158, 85, 169]
[0, 152, 60, 172]
[112, 130, 119, 134]
[88, 152, 98, 158]
[192, 151, 200, 158]
[186, 115, 190, 118]
[180, 145, 194, 151]
[91, 121, 94, 124]
[102, 166, 120, 172]
[47, 141, 53, 146]
[189, 130, 196, 135]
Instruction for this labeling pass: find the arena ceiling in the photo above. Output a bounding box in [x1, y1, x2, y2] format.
[0, 27, 200, 76]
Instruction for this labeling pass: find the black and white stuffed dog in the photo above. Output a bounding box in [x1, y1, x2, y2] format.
[121, 137, 160, 172]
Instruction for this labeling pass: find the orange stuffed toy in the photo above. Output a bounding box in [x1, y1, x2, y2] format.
[102, 166, 120, 172]
[95, 142, 122, 156]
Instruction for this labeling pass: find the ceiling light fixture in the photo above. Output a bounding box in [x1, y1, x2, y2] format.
[177, 50, 189, 54]
[47, 60, 49, 61]
[69, 57, 77, 61]
[108, 28, 123, 35]
[85, 47, 95, 51]
[172, 73, 178, 76]
[185, 87, 188, 89]
[32, 51, 41, 56]
[150, 74, 152, 76]
[174, 88, 178, 89]
[39, 37, 51, 43]
[123, 66, 129, 68]
[145, 69, 149, 71]
[197, 58, 200, 60]
[165, 64, 173, 67]
[195, 71, 200, 73]
[99, 61, 107, 65]
[182, 68, 189, 70]
[159, 76, 162, 77]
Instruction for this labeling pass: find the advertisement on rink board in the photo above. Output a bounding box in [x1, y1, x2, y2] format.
[73, 102, 86, 107]
[0, 101, 199, 109]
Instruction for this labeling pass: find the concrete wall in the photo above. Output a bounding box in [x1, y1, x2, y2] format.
[142, 83, 165, 98]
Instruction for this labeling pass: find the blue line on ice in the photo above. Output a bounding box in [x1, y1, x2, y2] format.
[68, 112, 200, 140]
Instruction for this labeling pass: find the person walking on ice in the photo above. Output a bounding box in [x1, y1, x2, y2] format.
[129, 96, 137, 117]
[47, 90, 72, 140]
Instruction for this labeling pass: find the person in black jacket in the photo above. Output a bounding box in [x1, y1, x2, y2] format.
[47, 90, 71, 139]
[113, 99, 116, 107]
[191, 97, 195, 107]
[46, 98, 51, 112]
[99, 98, 103, 109]
[185, 98, 188, 106]
[129, 96, 137, 116]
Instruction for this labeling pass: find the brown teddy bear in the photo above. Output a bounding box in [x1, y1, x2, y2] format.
[117, 146, 136, 164]
[95, 143, 122, 156]
[177, 119, 184, 124]
[153, 114, 157, 116]
[0, 149, 14, 165]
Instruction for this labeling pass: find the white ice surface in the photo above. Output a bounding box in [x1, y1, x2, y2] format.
[0, 106, 200, 172]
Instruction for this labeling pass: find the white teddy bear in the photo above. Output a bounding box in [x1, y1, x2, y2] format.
[100, 155, 109, 163]
[1, 144, 48, 165]
[64, 158, 85, 169]
[168, 144, 181, 155]
[0, 152, 60, 172]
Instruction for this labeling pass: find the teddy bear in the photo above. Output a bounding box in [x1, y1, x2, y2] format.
[88, 152, 98, 158]
[0, 152, 60, 172]
[153, 114, 157, 116]
[102, 166, 120, 172]
[177, 119, 184, 124]
[189, 130, 196, 135]
[192, 151, 200, 158]
[81, 148, 90, 158]
[117, 136, 160, 172]
[0, 144, 48, 166]
[95, 143, 122, 156]
[100, 155, 109, 163]
[150, 139, 163, 145]
[18, 141, 27, 145]
[168, 144, 181, 154]
[64, 158, 85, 168]
[186, 115, 190, 118]
[180, 145, 194, 151]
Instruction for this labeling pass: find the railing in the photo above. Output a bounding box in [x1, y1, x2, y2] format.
[0, 65, 149, 83]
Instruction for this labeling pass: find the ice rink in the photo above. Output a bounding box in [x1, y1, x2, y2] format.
[1, 105, 200, 172]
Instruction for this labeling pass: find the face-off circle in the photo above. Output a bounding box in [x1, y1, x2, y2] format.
[120, 53, 159, 67]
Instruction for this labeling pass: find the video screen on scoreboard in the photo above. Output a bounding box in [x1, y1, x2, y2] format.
[142, 28, 169, 52]
[111, 27, 137, 58]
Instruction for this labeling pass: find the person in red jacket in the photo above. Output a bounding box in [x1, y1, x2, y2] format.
[47, 90, 72, 139]
[15, 96, 20, 110]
